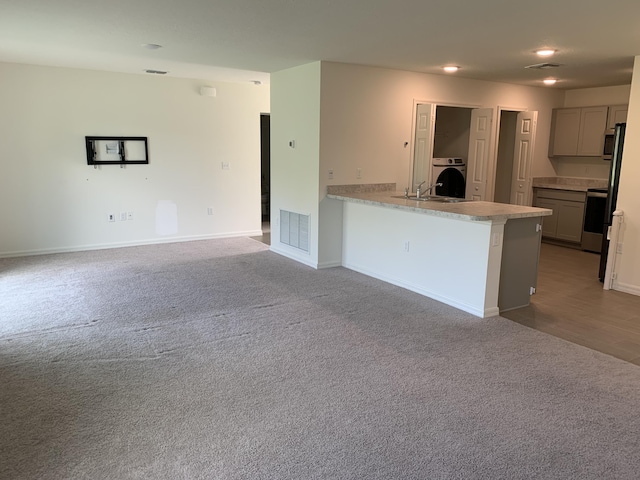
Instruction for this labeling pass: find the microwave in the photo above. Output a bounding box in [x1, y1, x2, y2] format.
[603, 133, 615, 160]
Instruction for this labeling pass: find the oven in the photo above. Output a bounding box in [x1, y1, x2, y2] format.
[582, 188, 607, 253]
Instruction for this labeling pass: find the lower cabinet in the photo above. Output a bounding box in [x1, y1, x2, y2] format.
[533, 188, 586, 244]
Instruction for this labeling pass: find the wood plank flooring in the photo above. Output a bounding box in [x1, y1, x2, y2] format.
[502, 243, 640, 366]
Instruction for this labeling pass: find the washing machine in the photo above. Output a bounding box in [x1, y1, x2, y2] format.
[432, 158, 466, 198]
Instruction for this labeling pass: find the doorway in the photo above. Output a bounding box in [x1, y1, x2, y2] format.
[492, 108, 537, 205]
[494, 111, 519, 203]
[260, 114, 270, 222]
[411, 103, 493, 201]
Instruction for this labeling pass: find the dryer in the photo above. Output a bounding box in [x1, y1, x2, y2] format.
[432, 158, 466, 198]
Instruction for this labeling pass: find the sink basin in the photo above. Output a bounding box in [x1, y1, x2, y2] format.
[391, 195, 468, 203]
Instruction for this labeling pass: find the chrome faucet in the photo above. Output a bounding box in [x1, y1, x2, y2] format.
[416, 181, 443, 198]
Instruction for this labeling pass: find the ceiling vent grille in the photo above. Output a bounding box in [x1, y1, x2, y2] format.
[525, 63, 563, 70]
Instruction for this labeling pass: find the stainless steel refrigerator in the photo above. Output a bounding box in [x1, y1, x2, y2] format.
[599, 122, 626, 282]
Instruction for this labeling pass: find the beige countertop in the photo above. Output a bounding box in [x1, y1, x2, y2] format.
[327, 191, 552, 222]
[532, 177, 608, 192]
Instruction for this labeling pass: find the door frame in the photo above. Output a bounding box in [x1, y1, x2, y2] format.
[487, 105, 528, 202]
[409, 99, 482, 192]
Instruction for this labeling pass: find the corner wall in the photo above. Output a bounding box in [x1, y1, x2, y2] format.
[269, 62, 321, 267]
[613, 57, 640, 295]
[0, 62, 270, 256]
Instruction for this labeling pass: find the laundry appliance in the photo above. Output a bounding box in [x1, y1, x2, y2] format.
[432, 158, 466, 198]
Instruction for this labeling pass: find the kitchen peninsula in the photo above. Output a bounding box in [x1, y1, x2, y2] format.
[326, 185, 552, 318]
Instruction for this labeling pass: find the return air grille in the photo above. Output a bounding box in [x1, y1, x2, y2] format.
[280, 210, 309, 253]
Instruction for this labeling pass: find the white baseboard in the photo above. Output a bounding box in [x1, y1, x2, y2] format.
[612, 281, 640, 297]
[344, 261, 488, 318]
[269, 245, 318, 269]
[0, 231, 263, 259]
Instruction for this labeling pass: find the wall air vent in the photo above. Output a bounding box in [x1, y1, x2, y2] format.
[524, 63, 563, 70]
[280, 210, 309, 253]
[145, 69, 168, 75]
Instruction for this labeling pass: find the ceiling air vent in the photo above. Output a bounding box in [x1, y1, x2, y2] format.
[525, 63, 563, 70]
[145, 69, 168, 75]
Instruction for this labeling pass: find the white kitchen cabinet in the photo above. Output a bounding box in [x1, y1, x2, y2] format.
[548, 106, 608, 157]
[607, 104, 628, 130]
[533, 188, 586, 244]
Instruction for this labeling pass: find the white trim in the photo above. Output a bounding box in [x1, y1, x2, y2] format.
[611, 281, 640, 296]
[270, 245, 318, 269]
[0, 231, 263, 259]
[344, 261, 490, 318]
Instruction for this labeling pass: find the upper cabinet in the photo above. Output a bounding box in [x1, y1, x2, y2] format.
[607, 104, 628, 130]
[548, 106, 608, 157]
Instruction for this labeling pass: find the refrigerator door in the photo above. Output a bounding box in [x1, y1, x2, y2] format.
[599, 123, 626, 281]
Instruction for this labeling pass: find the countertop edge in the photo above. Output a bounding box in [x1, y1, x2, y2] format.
[327, 193, 552, 222]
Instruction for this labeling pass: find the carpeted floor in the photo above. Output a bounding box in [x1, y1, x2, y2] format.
[2, 237, 640, 479]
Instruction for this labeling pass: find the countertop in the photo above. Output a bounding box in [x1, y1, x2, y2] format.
[327, 191, 552, 222]
[532, 177, 608, 192]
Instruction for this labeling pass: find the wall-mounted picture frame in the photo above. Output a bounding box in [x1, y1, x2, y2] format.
[85, 136, 149, 165]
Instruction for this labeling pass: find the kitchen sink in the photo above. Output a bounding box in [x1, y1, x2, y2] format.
[391, 195, 468, 203]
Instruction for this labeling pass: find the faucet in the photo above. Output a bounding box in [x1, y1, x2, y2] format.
[416, 181, 443, 198]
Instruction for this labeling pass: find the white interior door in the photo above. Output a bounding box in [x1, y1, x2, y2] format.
[412, 103, 435, 192]
[466, 108, 493, 201]
[510, 111, 537, 205]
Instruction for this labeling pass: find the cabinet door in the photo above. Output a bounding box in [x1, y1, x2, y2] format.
[607, 105, 628, 130]
[534, 198, 558, 238]
[555, 200, 585, 243]
[549, 108, 580, 156]
[577, 106, 608, 156]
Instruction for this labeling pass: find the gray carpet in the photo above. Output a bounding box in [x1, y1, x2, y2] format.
[2, 237, 640, 479]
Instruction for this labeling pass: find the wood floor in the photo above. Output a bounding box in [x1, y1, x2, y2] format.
[502, 242, 640, 366]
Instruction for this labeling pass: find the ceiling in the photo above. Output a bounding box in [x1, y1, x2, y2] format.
[1, 0, 640, 89]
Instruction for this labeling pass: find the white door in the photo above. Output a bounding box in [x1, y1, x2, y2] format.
[510, 111, 538, 205]
[412, 103, 435, 192]
[466, 108, 493, 201]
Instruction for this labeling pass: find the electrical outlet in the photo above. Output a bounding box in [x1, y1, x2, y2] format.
[328, 169, 334, 180]
[356, 168, 362, 179]
[207, 207, 214, 215]
[221, 162, 230, 170]
[119, 212, 127, 221]
[403, 241, 410, 252]
[107, 213, 115, 222]
[617, 242, 623, 253]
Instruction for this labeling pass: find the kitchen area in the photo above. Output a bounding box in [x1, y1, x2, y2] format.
[532, 103, 627, 284]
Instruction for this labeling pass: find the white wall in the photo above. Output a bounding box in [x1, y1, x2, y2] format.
[342, 202, 503, 318]
[0, 62, 270, 257]
[269, 62, 321, 267]
[613, 57, 640, 295]
[318, 62, 565, 200]
[563, 85, 631, 107]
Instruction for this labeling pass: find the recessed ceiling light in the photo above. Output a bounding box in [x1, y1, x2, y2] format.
[142, 43, 163, 50]
[443, 66, 459, 73]
[543, 78, 557, 85]
[536, 49, 556, 57]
